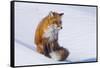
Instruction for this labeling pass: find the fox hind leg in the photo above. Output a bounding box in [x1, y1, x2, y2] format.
[36, 45, 45, 54]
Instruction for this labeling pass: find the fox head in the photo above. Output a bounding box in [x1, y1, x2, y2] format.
[48, 11, 64, 30]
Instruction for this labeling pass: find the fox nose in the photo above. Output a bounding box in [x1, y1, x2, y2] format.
[61, 27, 63, 29]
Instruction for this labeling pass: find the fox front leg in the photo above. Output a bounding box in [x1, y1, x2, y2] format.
[42, 38, 51, 58]
[50, 41, 60, 51]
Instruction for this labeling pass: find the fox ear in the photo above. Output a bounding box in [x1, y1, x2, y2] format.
[49, 11, 55, 17]
[59, 13, 64, 16]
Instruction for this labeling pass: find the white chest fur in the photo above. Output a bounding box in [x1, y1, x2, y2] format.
[43, 24, 59, 41]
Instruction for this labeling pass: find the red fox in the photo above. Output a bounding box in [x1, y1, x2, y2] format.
[34, 11, 69, 61]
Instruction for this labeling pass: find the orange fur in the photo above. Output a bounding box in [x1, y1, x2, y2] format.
[34, 11, 68, 59]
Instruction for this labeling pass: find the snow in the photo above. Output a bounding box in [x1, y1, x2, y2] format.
[14, 2, 97, 66]
[15, 39, 70, 66]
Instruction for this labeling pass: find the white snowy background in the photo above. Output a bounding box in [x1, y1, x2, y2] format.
[14, 2, 97, 66]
